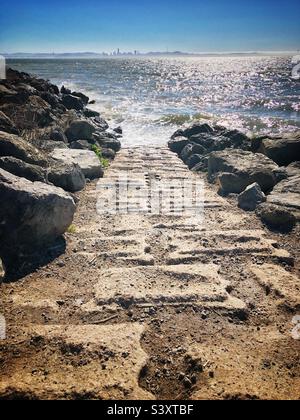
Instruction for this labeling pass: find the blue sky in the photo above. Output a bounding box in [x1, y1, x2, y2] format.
[0, 0, 299, 53]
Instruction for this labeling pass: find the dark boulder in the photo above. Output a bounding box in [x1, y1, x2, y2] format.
[168, 136, 189, 154]
[0, 156, 46, 182]
[65, 120, 96, 141]
[50, 129, 68, 143]
[61, 85, 71, 95]
[62, 94, 84, 111]
[72, 91, 89, 105]
[180, 143, 207, 163]
[256, 203, 297, 231]
[182, 123, 213, 138]
[101, 148, 116, 159]
[83, 108, 100, 118]
[257, 133, 300, 166]
[0, 131, 47, 166]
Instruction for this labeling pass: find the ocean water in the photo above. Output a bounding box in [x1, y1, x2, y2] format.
[8, 56, 300, 146]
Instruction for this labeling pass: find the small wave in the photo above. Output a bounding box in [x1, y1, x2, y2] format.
[156, 112, 213, 126]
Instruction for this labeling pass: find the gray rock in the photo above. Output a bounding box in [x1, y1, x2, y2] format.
[0, 131, 47, 166]
[0, 156, 46, 182]
[62, 94, 84, 111]
[50, 148, 104, 179]
[0, 168, 76, 273]
[186, 154, 204, 170]
[257, 133, 300, 166]
[65, 120, 96, 141]
[113, 126, 123, 135]
[238, 183, 266, 211]
[208, 149, 279, 193]
[39, 141, 68, 153]
[168, 136, 189, 154]
[48, 162, 86, 192]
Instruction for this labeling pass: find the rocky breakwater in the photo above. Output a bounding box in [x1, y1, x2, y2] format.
[168, 123, 300, 231]
[0, 68, 122, 278]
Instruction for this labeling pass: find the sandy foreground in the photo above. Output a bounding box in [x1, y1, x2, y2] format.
[0, 146, 299, 400]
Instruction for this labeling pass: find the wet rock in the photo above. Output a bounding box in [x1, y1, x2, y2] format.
[50, 148, 104, 179]
[48, 162, 86, 192]
[62, 94, 84, 111]
[167, 136, 189, 154]
[257, 133, 300, 166]
[182, 123, 214, 138]
[93, 116, 109, 131]
[113, 126, 123, 135]
[65, 120, 96, 141]
[0, 168, 76, 273]
[0, 156, 46, 182]
[208, 149, 280, 193]
[61, 85, 71, 95]
[0, 131, 47, 166]
[71, 91, 89, 105]
[83, 108, 100, 118]
[186, 154, 204, 170]
[238, 183, 266, 211]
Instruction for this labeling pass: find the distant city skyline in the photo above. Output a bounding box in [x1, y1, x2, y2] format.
[0, 0, 299, 54]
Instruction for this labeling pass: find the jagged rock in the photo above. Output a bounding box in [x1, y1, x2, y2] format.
[62, 94, 84, 111]
[0, 131, 47, 166]
[0, 111, 19, 134]
[238, 183, 266, 211]
[50, 129, 68, 143]
[48, 162, 86, 193]
[257, 133, 300, 166]
[70, 140, 92, 150]
[50, 148, 104, 179]
[61, 86, 71, 95]
[0, 168, 76, 273]
[65, 120, 96, 141]
[83, 108, 100, 118]
[0, 156, 46, 182]
[40, 92, 61, 109]
[72, 91, 89, 105]
[168, 136, 189, 154]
